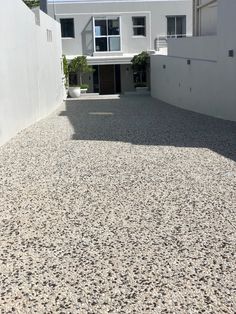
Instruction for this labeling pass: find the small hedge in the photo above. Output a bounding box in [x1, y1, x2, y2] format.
[80, 84, 89, 90]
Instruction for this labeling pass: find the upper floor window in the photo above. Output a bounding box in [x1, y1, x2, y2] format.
[94, 17, 121, 52]
[167, 16, 186, 38]
[132, 17, 146, 36]
[60, 18, 75, 38]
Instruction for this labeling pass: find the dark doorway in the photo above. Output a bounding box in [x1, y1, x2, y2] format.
[93, 65, 99, 93]
[115, 65, 121, 93]
[99, 65, 115, 95]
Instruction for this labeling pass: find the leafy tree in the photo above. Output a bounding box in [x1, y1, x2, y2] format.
[23, 0, 40, 9]
[131, 51, 149, 86]
[63, 55, 69, 88]
[68, 56, 94, 86]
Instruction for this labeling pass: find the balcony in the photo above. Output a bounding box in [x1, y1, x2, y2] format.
[154, 34, 191, 56]
[154, 34, 217, 61]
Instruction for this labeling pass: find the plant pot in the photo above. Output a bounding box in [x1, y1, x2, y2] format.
[80, 88, 88, 94]
[69, 86, 81, 98]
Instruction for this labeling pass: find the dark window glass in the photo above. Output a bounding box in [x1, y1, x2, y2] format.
[95, 38, 108, 51]
[95, 20, 107, 36]
[167, 16, 186, 38]
[132, 17, 146, 36]
[167, 17, 175, 36]
[133, 17, 145, 26]
[176, 16, 186, 37]
[133, 28, 145, 36]
[108, 18, 120, 35]
[60, 19, 75, 38]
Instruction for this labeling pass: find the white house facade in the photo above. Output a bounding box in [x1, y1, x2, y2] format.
[47, 0, 192, 94]
[151, 0, 236, 121]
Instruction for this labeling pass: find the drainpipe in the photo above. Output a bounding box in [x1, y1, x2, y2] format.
[40, 0, 47, 14]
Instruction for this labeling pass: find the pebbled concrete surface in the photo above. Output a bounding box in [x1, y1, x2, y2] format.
[0, 96, 236, 314]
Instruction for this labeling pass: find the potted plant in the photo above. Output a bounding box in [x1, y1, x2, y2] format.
[80, 84, 89, 94]
[68, 56, 94, 98]
[131, 51, 149, 93]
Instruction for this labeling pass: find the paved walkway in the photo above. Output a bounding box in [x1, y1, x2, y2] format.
[0, 96, 236, 313]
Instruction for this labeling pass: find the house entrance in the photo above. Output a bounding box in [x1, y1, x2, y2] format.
[93, 65, 121, 95]
[99, 65, 115, 94]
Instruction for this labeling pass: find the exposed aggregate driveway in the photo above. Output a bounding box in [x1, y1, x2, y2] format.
[0, 95, 236, 314]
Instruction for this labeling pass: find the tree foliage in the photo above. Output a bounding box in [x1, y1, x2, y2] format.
[23, 0, 40, 9]
[131, 51, 149, 72]
[131, 51, 149, 86]
[63, 55, 69, 88]
[68, 56, 94, 86]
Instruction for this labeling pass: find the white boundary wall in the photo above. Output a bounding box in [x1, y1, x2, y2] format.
[151, 0, 236, 121]
[0, 0, 64, 146]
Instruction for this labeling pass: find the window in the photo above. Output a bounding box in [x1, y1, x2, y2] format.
[167, 16, 186, 38]
[94, 17, 121, 52]
[132, 17, 146, 36]
[46, 29, 52, 42]
[60, 18, 75, 38]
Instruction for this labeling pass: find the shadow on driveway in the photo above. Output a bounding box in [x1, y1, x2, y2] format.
[59, 96, 236, 162]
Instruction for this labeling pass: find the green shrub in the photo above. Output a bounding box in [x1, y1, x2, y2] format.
[131, 51, 149, 86]
[68, 56, 94, 86]
[131, 51, 149, 72]
[63, 55, 69, 88]
[23, 0, 40, 8]
[80, 84, 89, 89]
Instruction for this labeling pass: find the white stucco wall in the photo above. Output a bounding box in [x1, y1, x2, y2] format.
[168, 36, 218, 60]
[151, 0, 236, 121]
[0, 0, 64, 146]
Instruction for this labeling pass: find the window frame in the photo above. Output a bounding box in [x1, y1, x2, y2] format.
[93, 16, 122, 53]
[60, 18, 75, 38]
[166, 15, 186, 38]
[132, 16, 146, 37]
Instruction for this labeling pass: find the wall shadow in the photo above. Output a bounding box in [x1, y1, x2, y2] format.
[59, 96, 236, 162]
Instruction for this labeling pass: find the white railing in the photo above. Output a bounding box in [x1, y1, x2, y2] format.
[154, 34, 192, 51]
